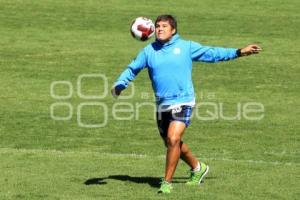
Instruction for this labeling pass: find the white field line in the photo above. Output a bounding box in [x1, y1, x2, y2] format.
[0, 148, 299, 166]
[263, 151, 299, 156]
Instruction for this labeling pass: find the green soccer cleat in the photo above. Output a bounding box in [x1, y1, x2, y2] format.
[186, 162, 209, 185]
[157, 179, 173, 194]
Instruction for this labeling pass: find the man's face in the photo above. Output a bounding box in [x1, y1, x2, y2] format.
[155, 20, 176, 43]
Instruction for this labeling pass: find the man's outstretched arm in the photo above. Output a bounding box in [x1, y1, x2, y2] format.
[190, 42, 262, 62]
[111, 49, 147, 98]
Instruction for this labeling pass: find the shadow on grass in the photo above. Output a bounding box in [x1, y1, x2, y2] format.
[84, 175, 189, 188]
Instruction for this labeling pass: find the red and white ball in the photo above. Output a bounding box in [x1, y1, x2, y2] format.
[130, 17, 155, 41]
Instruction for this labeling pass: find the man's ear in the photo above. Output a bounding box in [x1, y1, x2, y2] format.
[172, 29, 176, 35]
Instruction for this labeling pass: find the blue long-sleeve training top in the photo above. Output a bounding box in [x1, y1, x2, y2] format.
[114, 34, 238, 106]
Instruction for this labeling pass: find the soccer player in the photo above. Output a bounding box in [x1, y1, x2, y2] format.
[111, 15, 262, 194]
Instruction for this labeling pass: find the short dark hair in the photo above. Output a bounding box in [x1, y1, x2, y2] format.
[155, 15, 177, 34]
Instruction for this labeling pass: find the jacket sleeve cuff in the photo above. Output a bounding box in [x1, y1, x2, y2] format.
[236, 49, 242, 57]
[113, 81, 127, 90]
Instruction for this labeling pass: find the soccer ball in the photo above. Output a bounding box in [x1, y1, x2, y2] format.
[130, 17, 155, 41]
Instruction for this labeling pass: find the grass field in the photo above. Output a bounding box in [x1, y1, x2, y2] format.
[0, 0, 299, 199]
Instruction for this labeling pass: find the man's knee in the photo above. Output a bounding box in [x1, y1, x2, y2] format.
[166, 136, 181, 147]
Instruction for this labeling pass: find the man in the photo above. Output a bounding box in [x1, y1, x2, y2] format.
[111, 15, 261, 194]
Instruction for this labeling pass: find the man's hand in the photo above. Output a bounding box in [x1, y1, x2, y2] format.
[239, 44, 262, 56]
[111, 87, 122, 99]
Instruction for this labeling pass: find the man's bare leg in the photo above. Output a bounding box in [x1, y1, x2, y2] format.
[180, 142, 199, 169]
[164, 121, 187, 181]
